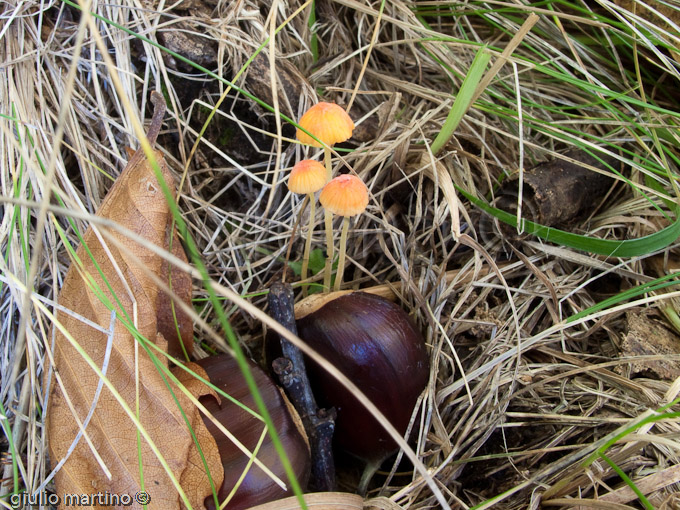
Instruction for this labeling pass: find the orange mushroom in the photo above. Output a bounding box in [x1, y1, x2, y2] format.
[296, 102, 354, 181]
[296, 102, 355, 148]
[319, 174, 369, 291]
[289, 160, 328, 293]
[288, 159, 327, 195]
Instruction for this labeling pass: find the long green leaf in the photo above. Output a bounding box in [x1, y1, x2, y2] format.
[431, 48, 491, 155]
[456, 186, 680, 257]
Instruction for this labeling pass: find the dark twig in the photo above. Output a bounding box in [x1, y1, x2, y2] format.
[268, 281, 336, 491]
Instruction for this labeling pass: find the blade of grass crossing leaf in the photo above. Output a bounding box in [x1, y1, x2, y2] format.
[48, 209, 266, 419]
[431, 48, 491, 155]
[35, 298, 194, 508]
[141, 342, 221, 509]
[51, 213, 264, 500]
[31, 213, 201, 501]
[50, 222, 197, 507]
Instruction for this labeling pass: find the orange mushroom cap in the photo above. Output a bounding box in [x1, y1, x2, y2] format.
[319, 174, 369, 217]
[296, 102, 355, 148]
[288, 159, 328, 194]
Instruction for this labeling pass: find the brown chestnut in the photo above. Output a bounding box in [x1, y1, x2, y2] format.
[195, 354, 311, 510]
[295, 292, 429, 465]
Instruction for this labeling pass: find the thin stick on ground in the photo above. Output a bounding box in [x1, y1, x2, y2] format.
[268, 281, 336, 491]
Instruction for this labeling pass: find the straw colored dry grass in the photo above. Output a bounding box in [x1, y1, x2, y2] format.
[1, 0, 680, 508]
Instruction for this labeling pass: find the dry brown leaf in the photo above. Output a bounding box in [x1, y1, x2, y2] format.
[46, 93, 222, 509]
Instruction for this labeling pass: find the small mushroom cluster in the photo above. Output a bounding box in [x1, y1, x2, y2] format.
[288, 102, 369, 292]
[285, 104, 430, 496]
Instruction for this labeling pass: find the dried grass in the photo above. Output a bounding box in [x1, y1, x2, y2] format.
[1, 0, 680, 508]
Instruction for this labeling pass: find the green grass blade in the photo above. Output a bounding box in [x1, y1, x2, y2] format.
[568, 272, 680, 323]
[456, 185, 680, 257]
[598, 451, 653, 510]
[308, 0, 318, 62]
[431, 47, 491, 155]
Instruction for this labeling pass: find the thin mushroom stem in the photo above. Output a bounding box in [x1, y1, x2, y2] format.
[324, 210, 334, 291]
[334, 217, 350, 291]
[300, 193, 315, 296]
[322, 146, 335, 292]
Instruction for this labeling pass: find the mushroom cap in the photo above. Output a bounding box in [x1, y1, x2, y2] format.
[296, 102, 355, 148]
[319, 174, 369, 217]
[288, 159, 328, 194]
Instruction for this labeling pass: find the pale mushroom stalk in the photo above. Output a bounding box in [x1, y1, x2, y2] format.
[323, 209, 334, 290]
[319, 174, 368, 293]
[334, 217, 350, 291]
[322, 147, 335, 290]
[300, 194, 315, 294]
[287, 159, 328, 295]
[322, 146, 334, 291]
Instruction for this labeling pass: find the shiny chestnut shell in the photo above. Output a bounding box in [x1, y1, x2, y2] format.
[196, 354, 310, 510]
[296, 292, 429, 462]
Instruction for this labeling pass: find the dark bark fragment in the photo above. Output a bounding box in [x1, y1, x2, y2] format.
[494, 149, 620, 237]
